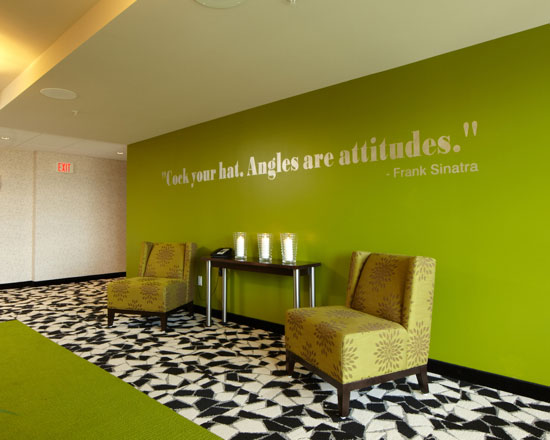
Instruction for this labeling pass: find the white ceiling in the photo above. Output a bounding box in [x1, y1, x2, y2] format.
[0, 0, 100, 91]
[0, 0, 549, 160]
[0, 125, 126, 158]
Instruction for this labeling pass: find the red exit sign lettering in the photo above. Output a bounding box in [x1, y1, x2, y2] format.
[57, 162, 73, 173]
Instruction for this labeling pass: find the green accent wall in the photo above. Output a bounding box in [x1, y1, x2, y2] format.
[127, 25, 550, 386]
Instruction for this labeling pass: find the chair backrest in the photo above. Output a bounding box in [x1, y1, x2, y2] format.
[346, 251, 435, 330]
[137, 242, 194, 279]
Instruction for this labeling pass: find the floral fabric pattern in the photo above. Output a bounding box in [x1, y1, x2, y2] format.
[137, 242, 154, 276]
[127, 299, 143, 311]
[426, 286, 434, 313]
[342, 338, 359, 381]
[107, 242, 196, 314]
[368, 256, 399, 292]
[357, 320, 394, 332]
[108, 277, 187, 312]
[111, 282, 129, 301]
[144, 243, 185, 279]
[376, 294, 402, 323]
[326, 308, 363, 319]
[407, 322, 431, 366]
[285, 252, 436, 385]
[314, 321, 342, 357]
[156, 245, 175, 266]
[286, 308, 316, 340]
[286, 305, 406, 383]
[350, 253, 411, 324]
[166, 265, 184, 279]
[415, 257, 436, 281]
[374, 330, 404, 373]
[301, 342, 317, 366]
[141, 281, 161, 304]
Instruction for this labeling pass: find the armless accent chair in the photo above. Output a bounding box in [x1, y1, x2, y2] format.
[285, 251, 435, 417]
[107, 242, 196, 331]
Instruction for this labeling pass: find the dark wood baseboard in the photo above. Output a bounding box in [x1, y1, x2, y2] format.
[428, 359, 550, 403]
[193, 305, 285, 335]
[0, 272, 125, 290]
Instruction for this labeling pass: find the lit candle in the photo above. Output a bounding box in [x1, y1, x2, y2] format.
[261, 235, 270, 259]
[236, 235, 245, 258]
[284, 236, 294, 262]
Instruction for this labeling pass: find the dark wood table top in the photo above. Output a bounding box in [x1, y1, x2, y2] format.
[201, 256, 320, 276]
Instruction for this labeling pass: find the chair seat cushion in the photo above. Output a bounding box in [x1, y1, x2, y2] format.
[286, 306, 408, 384]
[107, 277, 188, 313]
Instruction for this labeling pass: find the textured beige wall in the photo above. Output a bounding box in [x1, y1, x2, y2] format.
[0, 150, 126, 283]
[0, 150, 34, 283]
[33, 152, 126, 281]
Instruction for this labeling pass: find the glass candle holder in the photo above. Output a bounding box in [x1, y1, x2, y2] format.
[233, 232, 247, 260]
[257, 233, 272, 263]
[280, 233, 297, 264]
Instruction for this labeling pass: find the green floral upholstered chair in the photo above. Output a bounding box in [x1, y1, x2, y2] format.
[107, 242, 196, 331]
[285, 251, 436, 417]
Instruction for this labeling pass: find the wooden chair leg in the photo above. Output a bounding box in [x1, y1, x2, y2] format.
[107, 309, 115, 327]
[338, 385, 350, 417]
[286, 351, 296, 375]
[416, 365, 429, 393]
[160, 313, 168, 332]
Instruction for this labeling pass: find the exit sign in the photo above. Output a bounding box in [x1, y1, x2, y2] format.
[57, 162, 73, 173]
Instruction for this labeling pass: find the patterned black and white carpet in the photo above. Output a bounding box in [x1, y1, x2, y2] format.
[1, 279, 548, 439]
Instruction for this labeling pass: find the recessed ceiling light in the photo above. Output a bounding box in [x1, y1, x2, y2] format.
[40, 88, 77, 100]
[116, 151, 124, 155]
[1, 136, 10, 141]
[195, 0, 246, 8]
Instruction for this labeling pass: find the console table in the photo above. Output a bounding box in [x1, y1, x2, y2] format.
[201, 257, 321, 327]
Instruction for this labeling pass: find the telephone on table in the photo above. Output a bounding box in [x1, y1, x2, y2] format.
[210, 248, 234, 259]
